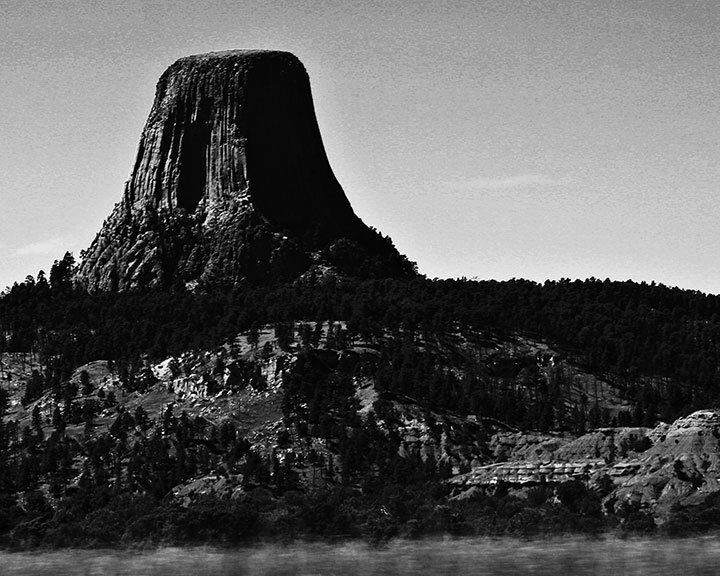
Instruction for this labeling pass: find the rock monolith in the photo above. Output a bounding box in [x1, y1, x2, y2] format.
[77, 50, 411, 290]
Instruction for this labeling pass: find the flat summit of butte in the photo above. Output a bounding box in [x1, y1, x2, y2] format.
[77, 50, 414, 291]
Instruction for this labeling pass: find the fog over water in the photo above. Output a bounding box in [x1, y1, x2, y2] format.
[3, 538, 720, 576]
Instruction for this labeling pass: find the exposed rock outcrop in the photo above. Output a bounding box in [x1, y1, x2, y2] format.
[609, 409, 720, 520]
[450, 409, 720, 524]
[77, 50, 412, 291]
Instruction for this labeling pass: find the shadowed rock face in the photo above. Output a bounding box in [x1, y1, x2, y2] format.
[77, 50, 405, 291]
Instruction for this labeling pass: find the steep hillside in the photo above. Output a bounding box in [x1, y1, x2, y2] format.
[2, 308, 719, 545]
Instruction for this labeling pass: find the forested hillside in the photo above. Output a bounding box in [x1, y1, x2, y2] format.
[1, 258, 720, 546]
[4, 257, 720, 424]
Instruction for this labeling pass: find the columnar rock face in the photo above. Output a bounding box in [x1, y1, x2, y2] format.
[77, 50, 409, 290]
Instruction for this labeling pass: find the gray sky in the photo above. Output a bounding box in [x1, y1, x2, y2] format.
[2, 0, 719, 293]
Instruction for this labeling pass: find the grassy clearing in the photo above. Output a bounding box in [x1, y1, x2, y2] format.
[2, 537, 720, 576]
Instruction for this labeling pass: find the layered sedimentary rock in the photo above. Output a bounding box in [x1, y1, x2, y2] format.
[77, 50, 409, 290]
[450, 409, 720, 523]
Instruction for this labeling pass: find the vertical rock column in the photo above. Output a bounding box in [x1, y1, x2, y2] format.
[77, 50, 372, 290]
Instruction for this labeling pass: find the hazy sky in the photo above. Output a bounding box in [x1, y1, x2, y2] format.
[2, 0, 719, 293]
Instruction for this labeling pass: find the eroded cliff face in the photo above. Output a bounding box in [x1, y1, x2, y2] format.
[77, 50, 399, 291]
[450, 409, 720, 524]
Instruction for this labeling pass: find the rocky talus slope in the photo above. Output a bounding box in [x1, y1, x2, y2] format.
[76, 50, 408, 290]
